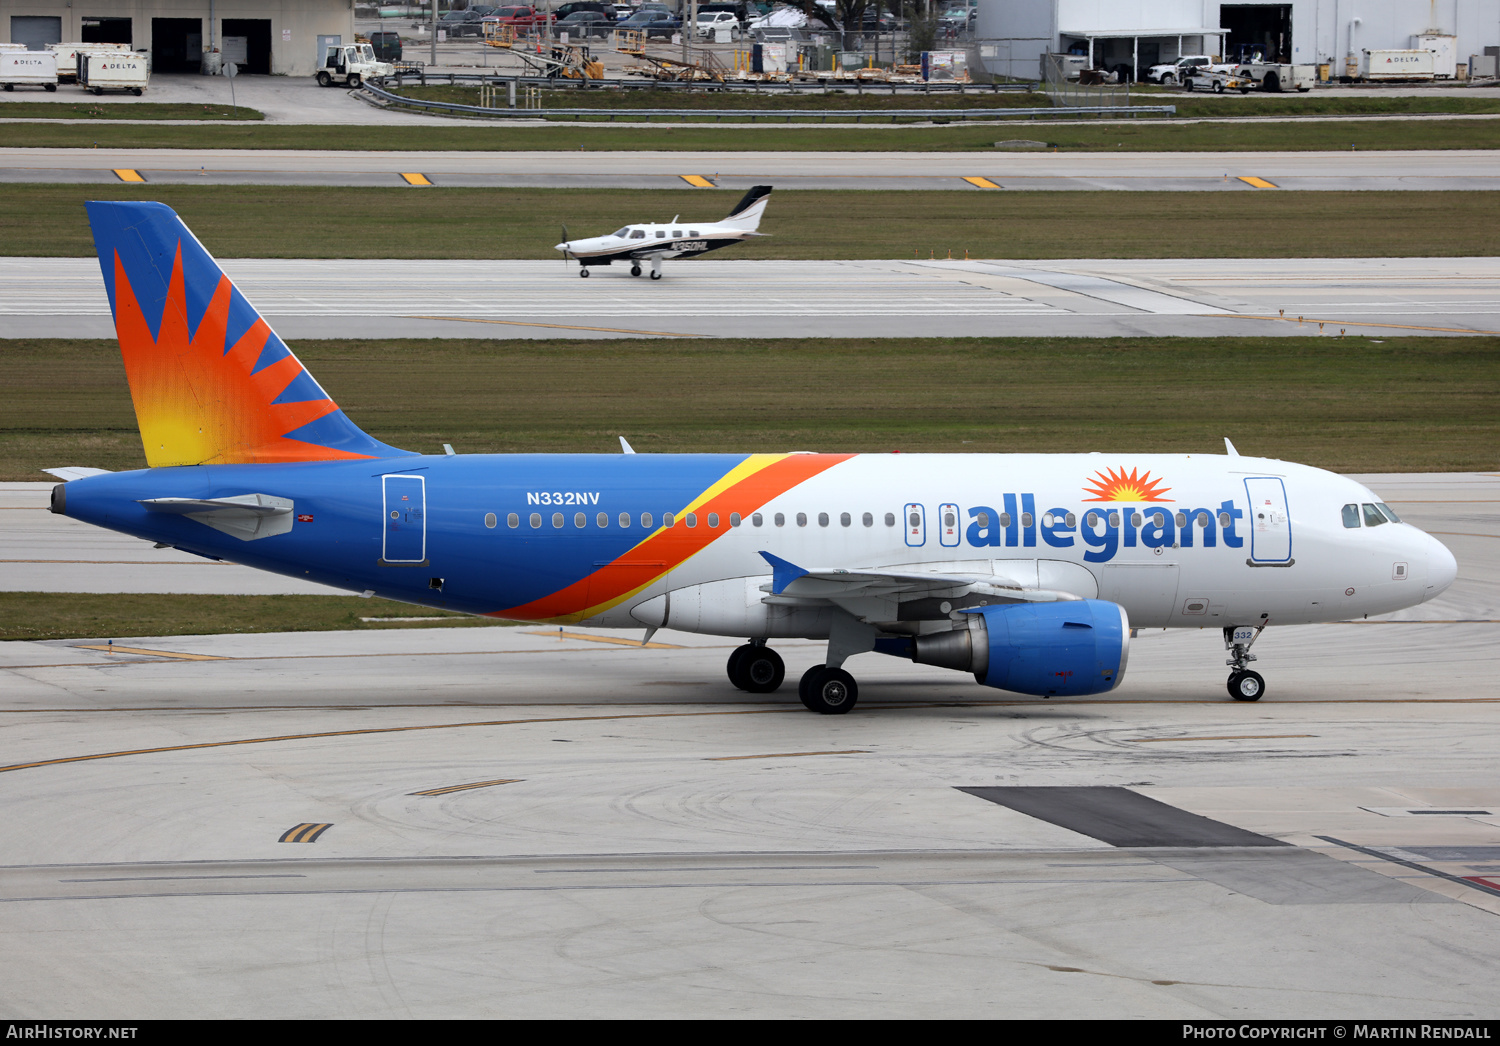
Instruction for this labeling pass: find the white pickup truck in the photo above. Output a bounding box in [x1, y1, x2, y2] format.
[1146, 55, 1222, 85]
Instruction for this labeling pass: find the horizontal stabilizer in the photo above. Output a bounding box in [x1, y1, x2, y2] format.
[139, 493, 293, 541]
[43, 467, 113, 482]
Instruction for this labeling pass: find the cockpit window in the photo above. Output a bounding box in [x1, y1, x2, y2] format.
[630, 230, 645, 239]
[1362, 503, 1387, 527]
[613, 227, 630, 237]
[1377, 502, 1402, 523]
[1341, 504, 1360, 528]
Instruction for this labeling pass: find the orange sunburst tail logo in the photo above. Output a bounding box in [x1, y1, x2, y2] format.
[87, 201, 412, 468]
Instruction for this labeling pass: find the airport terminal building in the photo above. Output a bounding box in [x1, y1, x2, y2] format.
[1, 0, 354, 77]
[972, 0, 1500, 81]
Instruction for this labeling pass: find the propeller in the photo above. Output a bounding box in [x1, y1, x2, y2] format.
[560, 223, 571, 269]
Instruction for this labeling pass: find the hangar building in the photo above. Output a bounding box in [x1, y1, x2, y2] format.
[972, 0, 1500, 81]
[2, 0, 355, 77]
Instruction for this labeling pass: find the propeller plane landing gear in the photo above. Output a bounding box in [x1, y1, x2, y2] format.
[650, 257, 663, 281]
[579, 267, 589, 278]
[798, 665, 858, 714]
[1224, 622, 1269, 701]
[630, 264, 642, 277]
[727, 642, 784, 694]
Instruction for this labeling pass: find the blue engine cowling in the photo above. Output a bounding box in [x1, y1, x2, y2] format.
[884, 599, 1130, 697]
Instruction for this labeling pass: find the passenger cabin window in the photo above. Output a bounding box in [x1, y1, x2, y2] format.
[630, 230, 646, 240]
[774, 512, 785, 527]
[1342, 504, 1360, 528]
[690, 230, 700, 237]
[752, 512, 763, 527]
[641, 512, 654, 528]
[655, 231, 666, 239]
[619, 512, 631, 528]
[1362, 503, 1387, 527]
[672, 230, 682, 237]
[862, 512, 873, 527]
[884, 512, 896, 527]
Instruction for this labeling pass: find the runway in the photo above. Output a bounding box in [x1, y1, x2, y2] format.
[5, 147, 1499, 191]
[5, 255, 1498, 340]
[1, 472, 1498, 1016]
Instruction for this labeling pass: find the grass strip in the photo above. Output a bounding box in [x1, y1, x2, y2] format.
[5, 185, 1498, 260]
[0, 592, 503, 642]
[394, 83, 1500, 119]
[5, 337, 1497, 479]
[0, 101, 263, 121]
[2, 116, 1499, 151]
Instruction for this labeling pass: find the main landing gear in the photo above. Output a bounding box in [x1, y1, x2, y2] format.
[727, 641, 784, 694]
[799, 665, 858, 714]
[723, 643, 859, 713]
[1224, 622, 1269, 701]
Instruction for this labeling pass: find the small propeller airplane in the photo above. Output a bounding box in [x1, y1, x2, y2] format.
[555, 185, 772, 280]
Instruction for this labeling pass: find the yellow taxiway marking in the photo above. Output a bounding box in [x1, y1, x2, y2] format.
[74, 644, 230, 661]
[400, 172, 433, 185]
[279, 823, 332, 843]
[525, 629, 683, 648]
[1226, 314, 1493, 335]
[1126, 734, 1315, 743]
[680, 174, 716, 187]
[1237, 176, 1278, 189]
[408, 315, 702, 338]
[962, 176, 1001, 189]
[708, 749, 868, 761]
[112, 169, 145, 183]
[410, 778, 521, 796]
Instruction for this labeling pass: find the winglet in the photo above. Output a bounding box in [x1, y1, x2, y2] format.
[1224, 437, 1240, 457]
[759, 551, 808, 595]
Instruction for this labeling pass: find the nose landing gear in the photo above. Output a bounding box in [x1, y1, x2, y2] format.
[630, 263, 642, 277]
[1225, 622, 1269, 701]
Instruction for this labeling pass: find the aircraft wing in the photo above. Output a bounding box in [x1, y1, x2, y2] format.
[757, 552, 1081, 625]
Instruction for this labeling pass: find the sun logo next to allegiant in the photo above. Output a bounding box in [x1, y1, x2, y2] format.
[957, 471, 1244, 563]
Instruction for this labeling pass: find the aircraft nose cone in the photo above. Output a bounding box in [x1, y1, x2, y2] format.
[1425, 535, 1457, 602]
[554, 242, 568, 252]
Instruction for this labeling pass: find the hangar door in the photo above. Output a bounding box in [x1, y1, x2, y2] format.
[82, 18, 133, 46]
[222, 18, 271, 74]
[10, 16, 61, 50]
[152, 17, 202, 72]
[1221, 5, 1292, 63]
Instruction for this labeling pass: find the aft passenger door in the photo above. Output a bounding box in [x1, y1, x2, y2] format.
[1244, 477, 1292, 564]
[382, 473, 427, 565]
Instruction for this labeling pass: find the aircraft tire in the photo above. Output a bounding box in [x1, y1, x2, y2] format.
[798, 665, 823, 709]
[727, 644, 752, 688]
[579, 267, 590, 277]
[740, 647, 785, 694]
[1228, 670, 1265, 702]
[804, 667, 858, 715]
[630, 265, 641, 277]
[649, 270, 662, 280]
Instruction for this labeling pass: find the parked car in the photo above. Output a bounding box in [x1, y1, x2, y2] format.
[555, 11, 613, 38]
[618, 10, 682, 38]
[368, 30, 403, 61]
[439, 10, 486, 36]
[695, 10, 742, 39]
[554, 2, 616, 23]
[482, 5, 546, 30]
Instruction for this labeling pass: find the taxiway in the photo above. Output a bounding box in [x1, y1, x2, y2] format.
[4, 256, 1496, 340]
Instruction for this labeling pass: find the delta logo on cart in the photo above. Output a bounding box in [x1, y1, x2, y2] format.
[1082, 467, 1173, 503]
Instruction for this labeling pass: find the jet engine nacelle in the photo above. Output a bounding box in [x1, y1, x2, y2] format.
[905, 599, 1130, 697]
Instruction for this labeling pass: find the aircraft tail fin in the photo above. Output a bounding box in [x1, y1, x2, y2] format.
[720, 185, 772, 231]
[85, 201, 413, 469]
